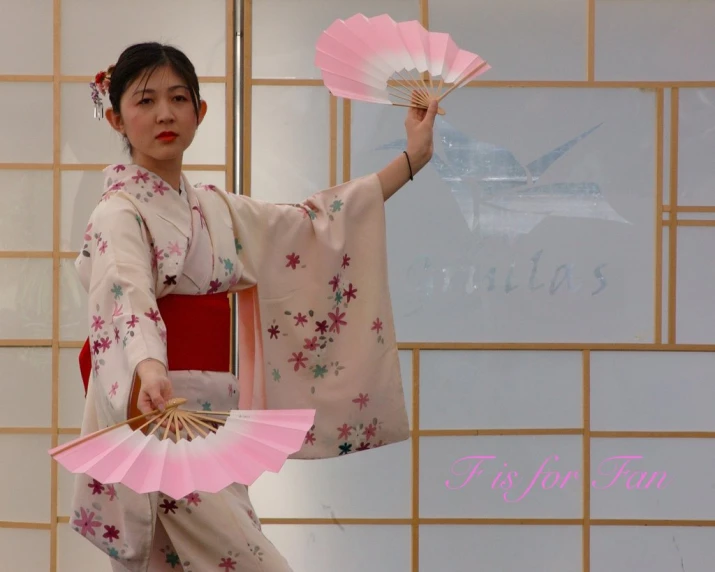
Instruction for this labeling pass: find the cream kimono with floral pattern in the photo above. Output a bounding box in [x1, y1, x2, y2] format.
[69, 164, 410, 570]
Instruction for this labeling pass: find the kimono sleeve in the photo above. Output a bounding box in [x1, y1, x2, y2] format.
[75, 195, 168, 423]
[218, 173, 410, 458]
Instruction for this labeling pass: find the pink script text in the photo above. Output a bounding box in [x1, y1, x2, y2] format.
[444, 455, 670, 502]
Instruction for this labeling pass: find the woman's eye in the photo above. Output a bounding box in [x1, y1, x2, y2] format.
[139, 98, 152, 105]
[174, 95, 187, 102]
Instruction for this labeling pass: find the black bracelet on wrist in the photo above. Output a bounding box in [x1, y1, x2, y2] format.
[403, 150, 414, 181]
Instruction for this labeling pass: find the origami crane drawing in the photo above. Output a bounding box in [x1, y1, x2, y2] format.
[378, 118, 630, 241]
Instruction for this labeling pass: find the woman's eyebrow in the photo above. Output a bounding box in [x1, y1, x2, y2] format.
[132, 85, 189, 95]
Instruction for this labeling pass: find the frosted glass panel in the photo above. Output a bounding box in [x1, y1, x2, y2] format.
[60, 171, 105, 252]
[596, 0, 715, 80]
[590, 438, 713, 520]
[0, 435, 50, 522]
[420, 350, 582, 429]
[591, 527, 715, 572]
[662, 89, 672, 206]
[61, 0, 226, 75]
[249, 440, 410, 518]
[354, 88, 655, 342]
[678, 88, 715, 206]
[661, 226, 669, 345]
[251, 87, 330, 202]
[60, 259, 87, 341]
[675, 228, 715, 343]
[0, 84, 53, 163]
[0, 348, 52, 427]
[0, 171, 53, 251]
[57, 434, 82, 520]
[591, 352, 715, 431]
[60, 83, 127, 165]
[57, 523, 114, 572]
[431, 0, 586, 80]
[261, 524, 411, 572]
[183, 83, 226, 165]
[59, 348, 85, 428]
[420, 525, 581, 571]
[0, 0, 52, 74]
[0, 259, 52, 339]
[420, 436, 582, 517]
[0, 529, 50, 572]
[252, 0, 420, 78]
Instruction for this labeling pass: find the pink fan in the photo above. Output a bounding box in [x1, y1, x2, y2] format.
[315, 14, 491, 114]
[49, 398, 315, 499]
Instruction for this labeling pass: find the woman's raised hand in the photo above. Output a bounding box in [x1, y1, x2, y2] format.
[404, 96, 438, 174]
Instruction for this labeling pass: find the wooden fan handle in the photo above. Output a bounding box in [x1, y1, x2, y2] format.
[51, 405, 168, 456]
[127, 374, 187, 432]
[392, 102, 446, 115]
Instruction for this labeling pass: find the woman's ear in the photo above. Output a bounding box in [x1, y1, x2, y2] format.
[197, 99, 208, 126]
[105, 108, 125, 135]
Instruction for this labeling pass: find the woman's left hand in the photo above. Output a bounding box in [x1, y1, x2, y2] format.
[376, 95, 439, 201]
[404, 98, 438, 174]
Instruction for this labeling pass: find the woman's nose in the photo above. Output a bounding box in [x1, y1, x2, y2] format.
[156, 99, 175, 122]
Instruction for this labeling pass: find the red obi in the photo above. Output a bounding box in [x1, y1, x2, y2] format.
[79, 293, 232, 396]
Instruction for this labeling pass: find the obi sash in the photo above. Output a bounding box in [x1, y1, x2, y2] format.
[79, 292, 232, 396]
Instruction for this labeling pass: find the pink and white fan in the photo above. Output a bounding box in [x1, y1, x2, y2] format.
[315, 14, 491, 114]
[49, 398, 315, 499]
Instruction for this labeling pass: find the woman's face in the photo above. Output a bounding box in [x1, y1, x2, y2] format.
[108, 64, 207, 166]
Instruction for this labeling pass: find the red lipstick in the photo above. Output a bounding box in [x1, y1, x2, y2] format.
[156, 131, 178, 142]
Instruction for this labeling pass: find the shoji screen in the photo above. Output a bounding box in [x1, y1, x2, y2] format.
[0, 1, 235, 571]
[242, 1, 715, 571]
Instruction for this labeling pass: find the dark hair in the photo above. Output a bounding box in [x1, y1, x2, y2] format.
[108, 42, 201, 153]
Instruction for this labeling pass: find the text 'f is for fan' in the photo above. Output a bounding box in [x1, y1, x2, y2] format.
[49, 398, 316, 499]
[315, 13, 491, 115]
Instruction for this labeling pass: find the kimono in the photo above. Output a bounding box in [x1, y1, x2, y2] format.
[70, 164, 410, 571]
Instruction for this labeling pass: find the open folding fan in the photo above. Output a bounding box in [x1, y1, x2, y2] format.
[315, 13, 491, 114]
[49, 398, 315, 499]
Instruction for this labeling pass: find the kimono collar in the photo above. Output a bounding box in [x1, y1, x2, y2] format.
[102, 163, 194, 238]
[103, 163, 191, 196]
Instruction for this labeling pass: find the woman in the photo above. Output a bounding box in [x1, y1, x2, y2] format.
[72, 42, 437, 571]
